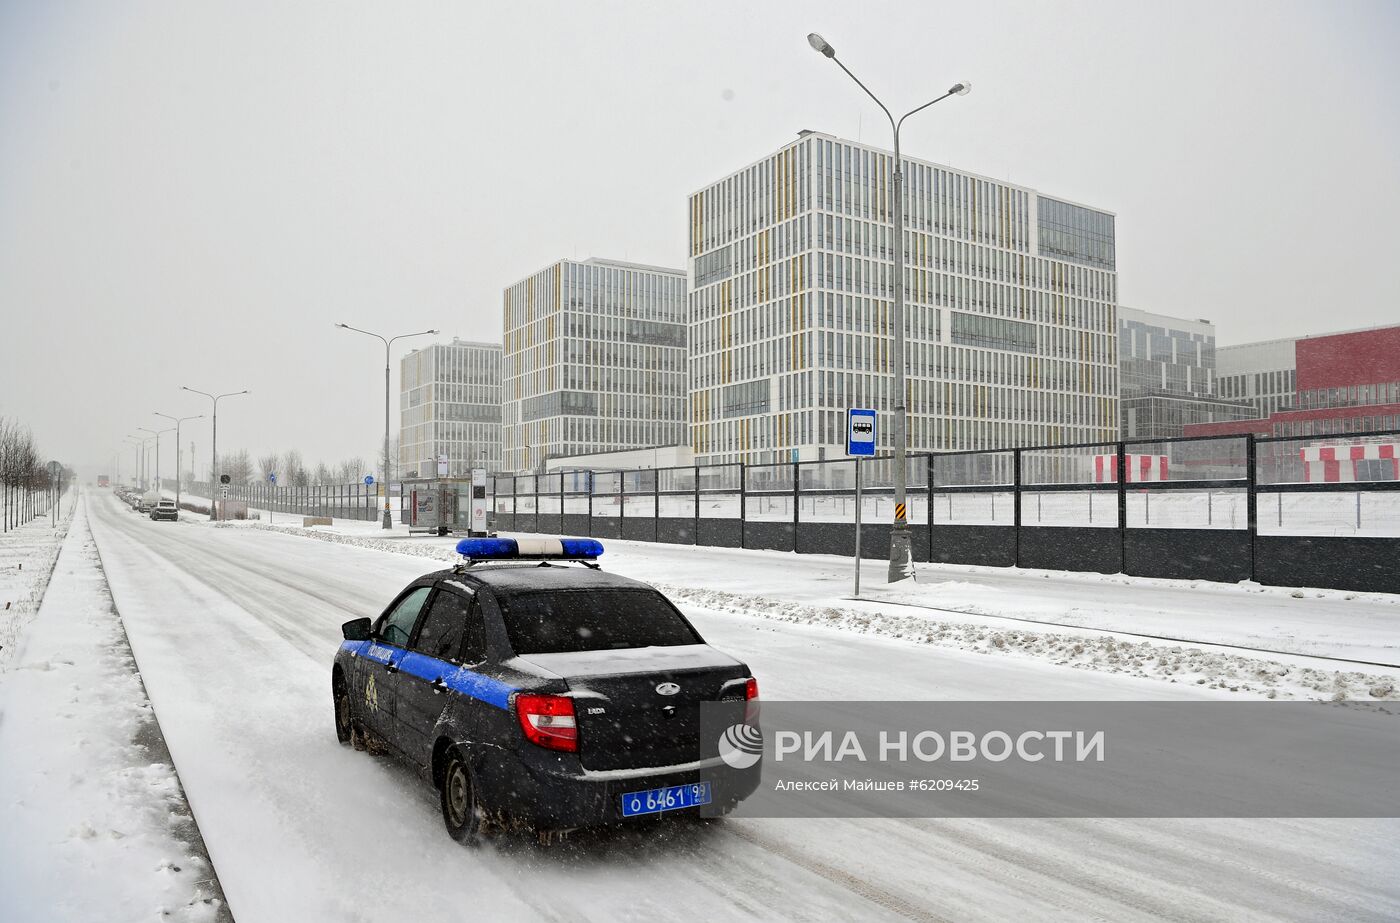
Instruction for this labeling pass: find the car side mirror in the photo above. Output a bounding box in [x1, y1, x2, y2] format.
[342, 617, 372, 642]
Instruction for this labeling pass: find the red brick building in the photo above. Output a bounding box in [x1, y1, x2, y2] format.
[1184, 325, 1400, 440]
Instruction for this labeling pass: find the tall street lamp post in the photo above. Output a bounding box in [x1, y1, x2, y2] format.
[137, 426, 174, 496]
[183, 387, 249, 520]
[335, 323, 439, 529]
[154, 412, 204, 513]
[806, 31, 970, 583]
[125, 435, 149, 489]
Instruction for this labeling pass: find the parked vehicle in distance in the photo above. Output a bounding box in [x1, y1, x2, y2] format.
[150, 499, 179, 522]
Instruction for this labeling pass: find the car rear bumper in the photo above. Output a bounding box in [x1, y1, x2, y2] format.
[475, 750, 762, 830]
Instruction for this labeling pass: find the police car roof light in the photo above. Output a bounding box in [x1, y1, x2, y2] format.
[559, 538, 605, 559]
[455, 536, 604, 566]
[456, 537, 519, 558]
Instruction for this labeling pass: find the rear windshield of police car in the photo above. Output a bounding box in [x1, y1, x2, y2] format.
[497, 588, 701, 654]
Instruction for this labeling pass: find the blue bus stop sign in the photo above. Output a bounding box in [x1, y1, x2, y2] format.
[847, 408, 876, 456]
[364, 475, 375, 486]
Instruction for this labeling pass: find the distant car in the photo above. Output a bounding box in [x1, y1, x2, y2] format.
[332, 537, 761, 842]
[150, 499, 178, 521]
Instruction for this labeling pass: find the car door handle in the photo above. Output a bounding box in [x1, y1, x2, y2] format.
[430, 677, 448, 695]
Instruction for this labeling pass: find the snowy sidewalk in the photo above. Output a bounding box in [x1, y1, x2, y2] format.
[0, 496, 228, 923]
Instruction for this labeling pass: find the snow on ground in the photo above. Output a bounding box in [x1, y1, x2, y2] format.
[209, 512, 1400, 700]
[0, 494, 73, 671]
[81, 489, 1400, 922]
[0, 498, 226, 922]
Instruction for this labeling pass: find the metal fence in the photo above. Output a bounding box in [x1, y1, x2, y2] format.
[491, 429, 1400, 596]
[182, 480, 403, 522]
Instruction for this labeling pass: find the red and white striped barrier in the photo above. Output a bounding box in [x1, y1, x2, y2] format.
[1299, 443, 1399, 483]
[1093, 454, 1169, 483]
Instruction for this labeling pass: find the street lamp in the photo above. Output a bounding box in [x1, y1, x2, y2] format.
[183, 386, 249, 520]
[137, 426, 175, 496]
[806, 31, 970, 583]
[125, 435, 150, 489]
[154, 412, 204, 512]
[335, 323, 439, 528]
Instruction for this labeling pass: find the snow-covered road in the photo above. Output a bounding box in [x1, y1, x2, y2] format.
[86, 492, 1400, 921]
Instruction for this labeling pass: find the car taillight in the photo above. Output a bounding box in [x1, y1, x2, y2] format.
[745, 676, 759, 724]
[514, 693, 578, 753]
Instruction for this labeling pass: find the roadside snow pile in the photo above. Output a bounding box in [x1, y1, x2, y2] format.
[0, 500, 226, 922]
[0, 499, 73, 672]
[233, 520, 1397, 702]
[662, 584, 1399, 702]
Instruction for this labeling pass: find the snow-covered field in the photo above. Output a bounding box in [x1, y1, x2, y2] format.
[14, 488, 1381, 921]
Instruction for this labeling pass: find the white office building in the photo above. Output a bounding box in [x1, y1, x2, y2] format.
[501, 257, 688, 473]
[399, 339, 502, 478]
[1216, 337, 1299, 419]
[688, 130, 1120, 466]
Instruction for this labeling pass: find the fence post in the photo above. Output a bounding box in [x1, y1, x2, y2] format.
[926, 455, 935, 563]
[739, 463, 747, 550]
[561, 476, 567, 536]
[1116, 441, 1128, 574]
[652, 470, 660, 543]
[791, 461, 800, 553]
[1246, 434, 1258, 582]
[1012, 448, 1022, 568]
[693, 464, 700, 546]
[586, 472, 593, 537]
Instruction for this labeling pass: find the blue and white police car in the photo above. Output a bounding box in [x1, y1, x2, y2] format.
[332, 537, 761, 841]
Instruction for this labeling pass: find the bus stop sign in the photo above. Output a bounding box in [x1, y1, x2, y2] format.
[847, 408, 876, 456]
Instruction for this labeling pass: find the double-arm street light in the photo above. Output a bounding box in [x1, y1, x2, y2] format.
[137, 426, 175, 494]
[335, 323, 439, 529]
[183, 386, 249, 520]
[806, 31, 970, 583]
[154, 412, 204, 512]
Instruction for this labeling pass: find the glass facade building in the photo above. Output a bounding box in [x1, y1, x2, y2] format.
[502, 257, 688, 473]
[399, 340, 503, 478]
[687, 131, 1120, 465]
[1117, 307, 1255, 438]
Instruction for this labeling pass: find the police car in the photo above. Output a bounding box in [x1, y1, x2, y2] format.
[332, 537, 761, 841]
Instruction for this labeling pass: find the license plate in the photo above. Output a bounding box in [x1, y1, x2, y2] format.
[620, 781, 712, 818]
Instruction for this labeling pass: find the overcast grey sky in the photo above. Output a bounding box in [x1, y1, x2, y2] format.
[1, 0, 1397, 473]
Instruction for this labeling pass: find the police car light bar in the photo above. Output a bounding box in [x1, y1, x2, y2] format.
[455, 537, 604, 564]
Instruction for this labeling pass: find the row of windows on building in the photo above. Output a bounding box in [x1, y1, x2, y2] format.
[694, 408, 1112, 465]
[1296, 382, 1400, 410]
[1273, 415, 1400, 438]
[1217, 369, 1295, 400]
[560, 339, 686, 374]
[694, 214, 1115, 314]
[504, 262, 685, 330]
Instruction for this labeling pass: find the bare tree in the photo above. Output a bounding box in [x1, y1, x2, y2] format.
[336, 456, 368, 483]
[257, 452, 279, 482]
[282, 449, 307, 487]
[227, 449, 253, 485]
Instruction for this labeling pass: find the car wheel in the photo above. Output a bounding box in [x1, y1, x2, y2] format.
[440, 749, 482, 844]
[333, 673, 354, 746]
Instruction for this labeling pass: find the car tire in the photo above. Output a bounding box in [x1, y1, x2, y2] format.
[439, 748, 482, 844]
[333, 673, 354, 746]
